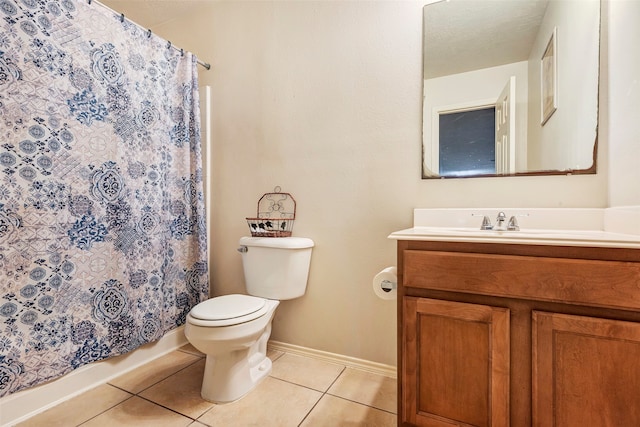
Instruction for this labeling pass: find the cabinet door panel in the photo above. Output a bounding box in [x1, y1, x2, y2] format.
[403, 297, 510, 427]
[533, 311, 640, 426]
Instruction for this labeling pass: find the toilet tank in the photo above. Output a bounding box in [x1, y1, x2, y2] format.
[239, 236, 314, 300]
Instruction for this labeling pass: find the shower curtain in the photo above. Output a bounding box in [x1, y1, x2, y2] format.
[0, 0, 208, 396]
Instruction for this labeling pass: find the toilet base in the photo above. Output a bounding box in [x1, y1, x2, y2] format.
[201, 352, 272, 403]
[199, 322, 274, 403]
[185, 298, 280, 403]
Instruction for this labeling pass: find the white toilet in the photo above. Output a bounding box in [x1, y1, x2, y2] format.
[184, 236, 314, 403]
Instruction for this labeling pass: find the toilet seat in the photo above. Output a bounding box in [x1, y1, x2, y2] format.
[189, 294, 269, 327]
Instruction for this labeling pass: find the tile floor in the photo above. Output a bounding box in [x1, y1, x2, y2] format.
[16, 344, 397, 426]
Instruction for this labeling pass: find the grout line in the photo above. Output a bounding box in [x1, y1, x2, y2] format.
[106, 383, 132, 394]
[266, 375, 329, 395]
[296, 393, 322, 427]
[77, 393, 136, 426]
[135, 394, 199, 423]
[324, 365, 346, 393]
[294, 363, 399, 426]
[323, 365, 398, 416]
[266, 360, 349, 427]
[268, 352, 346, 393]
[107, 354, 203, 395]
[324, 391, 398, 415]
[295, 366, 348, 427]
[131, 357, 205, 403]
[101, 355, 208, 425]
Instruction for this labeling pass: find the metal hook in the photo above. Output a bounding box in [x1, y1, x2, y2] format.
[167, 40, 171, 49]
[120, 13, 124, 23]
[180, 48, 184, 57]
[147, 29, 152, 38]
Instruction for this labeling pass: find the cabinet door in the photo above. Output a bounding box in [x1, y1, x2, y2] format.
[403, 297, 510, 427]
[533, 311, 640, 426]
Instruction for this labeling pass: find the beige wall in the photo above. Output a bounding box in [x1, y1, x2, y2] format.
[608, 0, 640, 207]
[110, 0, 627, 366]
[527, 0, 600, 171]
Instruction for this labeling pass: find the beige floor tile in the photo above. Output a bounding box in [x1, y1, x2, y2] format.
[300, 394, 396, 427]
[270, 353, 344, 392]
[81, 396, 192, 427]
[16, 384, 132, 427]
[140, 358, 215, 419]
[179, 343, 205, 357]
[327, 368, 397, 413]
[109, 350, 201, 394]
[188, 422, 209, 427]
[196, 376, 322, 427]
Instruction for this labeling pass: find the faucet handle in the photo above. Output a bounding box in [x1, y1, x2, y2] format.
[507, 216, 520, 231]
[480, 216, 493, 230]
[507, 213, 529, 231]
[472, 213, 493, 230]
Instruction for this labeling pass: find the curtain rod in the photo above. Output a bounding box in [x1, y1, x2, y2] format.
[89, 0, 211, 70]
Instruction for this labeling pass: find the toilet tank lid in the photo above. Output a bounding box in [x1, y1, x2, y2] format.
[239, 236, 314, 249]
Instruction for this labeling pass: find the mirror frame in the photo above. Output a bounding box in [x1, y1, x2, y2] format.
[421, 0, 600, 179]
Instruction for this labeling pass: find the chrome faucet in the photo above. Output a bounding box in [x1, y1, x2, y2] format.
[475, 211, 521, 231]
[494, 211, 507, 231]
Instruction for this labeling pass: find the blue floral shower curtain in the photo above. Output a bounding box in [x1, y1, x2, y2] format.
[0, 0, 208, 396]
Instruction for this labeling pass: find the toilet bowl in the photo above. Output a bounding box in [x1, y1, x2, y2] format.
[185, 294, 279, 402]
[185, 236, 314, 403]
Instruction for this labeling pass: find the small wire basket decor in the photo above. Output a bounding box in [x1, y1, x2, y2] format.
[246, 186, 296, 237]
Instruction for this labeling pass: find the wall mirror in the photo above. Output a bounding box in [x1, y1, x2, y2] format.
[422, 0, 600, 179]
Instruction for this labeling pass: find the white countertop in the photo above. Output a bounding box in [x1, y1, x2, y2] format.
[389, 226, 640, 249]
[388, 207, 640, 249]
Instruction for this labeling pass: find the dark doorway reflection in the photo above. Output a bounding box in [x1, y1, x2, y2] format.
[439, 108, 495, 177]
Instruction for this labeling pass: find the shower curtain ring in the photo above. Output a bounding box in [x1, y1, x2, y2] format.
[147, 29, 152, 38]
[180, 48, 184, 57]
[120, 13, 124, 23]
[88, 0, 92, 4]
[167, 41, 171, 49]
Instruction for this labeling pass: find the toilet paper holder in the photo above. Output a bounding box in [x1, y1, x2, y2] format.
[373, 266, 397, 300]
[381, 279, 396, 293]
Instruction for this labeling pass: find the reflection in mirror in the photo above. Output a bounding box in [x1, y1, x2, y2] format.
[422, 0, 600, 179]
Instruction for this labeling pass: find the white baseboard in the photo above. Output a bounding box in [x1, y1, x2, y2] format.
[268, 341, 397, 379]
[0, 327, 188, 427]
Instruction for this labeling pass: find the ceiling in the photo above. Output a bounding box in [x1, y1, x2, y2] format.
[424, 0, 549, 78]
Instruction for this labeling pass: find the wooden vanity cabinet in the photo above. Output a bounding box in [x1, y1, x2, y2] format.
[396, 240, 640, 427]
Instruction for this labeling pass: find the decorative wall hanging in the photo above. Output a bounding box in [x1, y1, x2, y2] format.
[541, 27, 558, 125]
